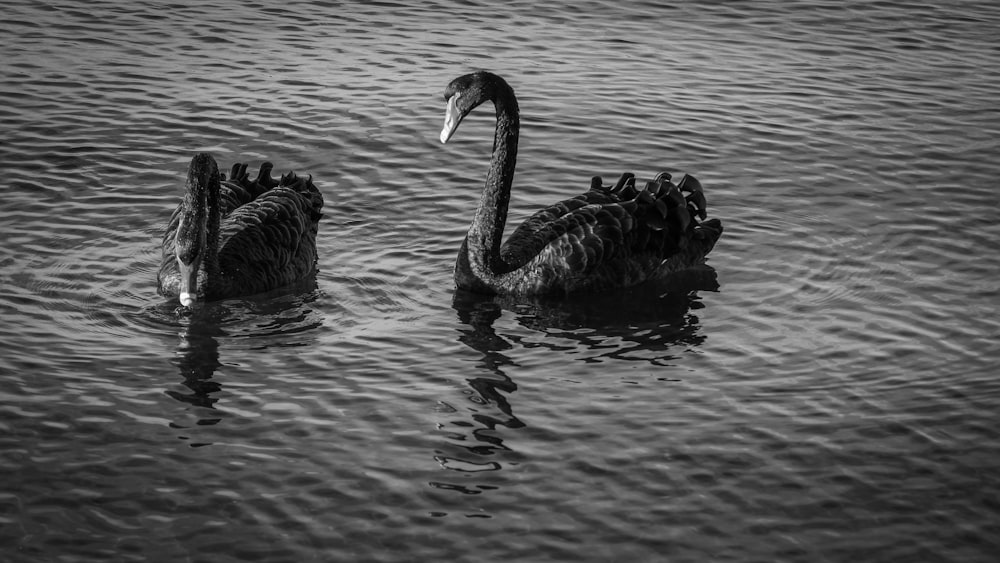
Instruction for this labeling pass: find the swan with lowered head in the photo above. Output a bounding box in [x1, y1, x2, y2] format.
[440, 71, 723, 296]
[156, 152, 323, 306]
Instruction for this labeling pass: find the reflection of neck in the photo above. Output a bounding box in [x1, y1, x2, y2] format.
[173, 321, 223, 409]
[468, 83, 519, 277]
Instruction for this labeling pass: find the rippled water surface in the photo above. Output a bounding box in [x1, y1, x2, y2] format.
[3, 1, 999, 561]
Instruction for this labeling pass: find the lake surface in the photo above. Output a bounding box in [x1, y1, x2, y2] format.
[2, 0, 999, 561]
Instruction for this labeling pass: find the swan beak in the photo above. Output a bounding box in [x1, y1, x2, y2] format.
[176, 260, 199, 307]
[440, 93, 463, 144]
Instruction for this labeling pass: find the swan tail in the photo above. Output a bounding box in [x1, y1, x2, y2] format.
[279, 171, 324, 222]
[214, 161, 276, 213]
[646, 172, 722, 268]
[219, 162, 323, 221]
[593, 171, 711, 239]
[592, 170, 723, 262]
[223, 161, 278, 191]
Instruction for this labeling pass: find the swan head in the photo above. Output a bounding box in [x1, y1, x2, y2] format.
[440, 71, 513, 143]
[174, 216, 205, 307]
[173, 242, 202, 307]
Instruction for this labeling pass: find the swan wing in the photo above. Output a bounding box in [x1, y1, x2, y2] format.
[218, 161, 281, 216]
[504, 172, 719, 293]
[501, 177, 623, 265]
[215, 177, 323, 295]
[508, 200, 640, 278]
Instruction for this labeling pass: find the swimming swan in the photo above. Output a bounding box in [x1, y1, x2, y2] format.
[157, 152, 323, 306]
[440, 71, 723, 296]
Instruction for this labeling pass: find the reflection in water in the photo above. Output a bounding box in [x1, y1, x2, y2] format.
[454, 298, 525, 439]
[436, 267, 720, 488]
[431, 299, 522, 495]
[168, 312, 225, 410]
[155, 283, 323, 437]
[453, 265, 719, 364]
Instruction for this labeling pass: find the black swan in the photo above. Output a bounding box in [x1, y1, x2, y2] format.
[156, 152, 323, 306]
[439, 71, 723, 296]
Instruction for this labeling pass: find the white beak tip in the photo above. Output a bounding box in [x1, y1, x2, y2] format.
[179, 292, 195, 307]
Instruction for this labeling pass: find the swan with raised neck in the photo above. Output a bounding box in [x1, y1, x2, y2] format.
[440, 71, 723, 296]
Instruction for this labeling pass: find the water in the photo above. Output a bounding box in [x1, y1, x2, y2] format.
[2, 0, 999, 561]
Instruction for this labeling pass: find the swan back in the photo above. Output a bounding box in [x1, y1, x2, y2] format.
[486, 172, 722, 295]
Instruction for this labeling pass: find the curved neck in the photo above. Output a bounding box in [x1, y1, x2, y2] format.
[468, 83, 519, 276]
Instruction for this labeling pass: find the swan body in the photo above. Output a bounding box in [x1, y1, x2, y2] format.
[156, 152, 323, 306]
[440, 71, 723, 296]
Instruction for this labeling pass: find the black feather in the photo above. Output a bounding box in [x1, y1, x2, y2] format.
[156, 153, 324, 304]
[444, 71, 723, 295]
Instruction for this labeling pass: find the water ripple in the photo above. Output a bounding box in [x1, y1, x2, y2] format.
[2, 0, 1000, 561]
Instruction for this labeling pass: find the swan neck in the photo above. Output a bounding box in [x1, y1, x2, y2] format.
[470, 87, 519, 276]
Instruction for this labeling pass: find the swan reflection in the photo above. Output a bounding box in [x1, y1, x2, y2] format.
[434, 266, 718, 487]
[158, 283, 322, 423]
[436, 298, 524, 463]
[169, 310, 225, 410]
[428, 296, 525, 491]
[452, 265, 719, 365]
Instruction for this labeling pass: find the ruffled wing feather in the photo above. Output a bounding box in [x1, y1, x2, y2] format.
[214, 171, 323, 297]
[499, 172, 721, 294]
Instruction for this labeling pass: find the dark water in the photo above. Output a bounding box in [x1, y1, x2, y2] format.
[2, 1, 999, 561]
